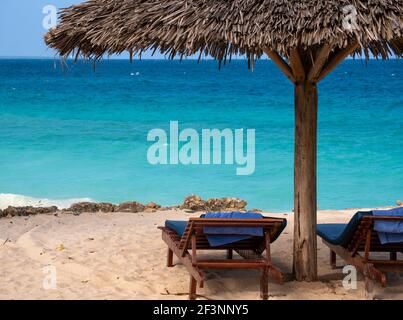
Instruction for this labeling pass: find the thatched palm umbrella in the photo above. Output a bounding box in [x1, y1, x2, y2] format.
[45, 0, 402, 281]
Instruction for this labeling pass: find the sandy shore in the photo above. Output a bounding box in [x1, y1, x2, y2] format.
[0, 208, 402, 300]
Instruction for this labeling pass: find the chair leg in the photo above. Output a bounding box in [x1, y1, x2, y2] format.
[364, 273, 375, 300]
[364, 263, 387, 287]
[330, 250, 336, 269]
[189, 276, 197, 300]
[227, 249, 233, 259]
[260, 267, 269, 300]
[268, 265, 284, 284]
[167, 248, 174, 267]
[390, 252, 397, 261]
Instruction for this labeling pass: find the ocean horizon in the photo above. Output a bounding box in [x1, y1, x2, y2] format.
[0, 58, 402, 211]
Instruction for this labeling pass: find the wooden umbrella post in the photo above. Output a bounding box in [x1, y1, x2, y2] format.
[293, 81, 318, 281]
[263, 43, 361, 281]
[263, 46, 320, 280]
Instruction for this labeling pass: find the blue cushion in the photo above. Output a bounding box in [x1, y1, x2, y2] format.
[165, 220, 187, 236]
[317, 224, 347, 244]
[165, 215, 287, 245]
[317, 211, 372, 246]
[372, 207, 403, 244]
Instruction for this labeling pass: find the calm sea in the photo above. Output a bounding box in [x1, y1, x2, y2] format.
[0, 59, 401, 211]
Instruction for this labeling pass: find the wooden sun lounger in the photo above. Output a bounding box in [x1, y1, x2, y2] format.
[319, 215, 403, 286]
[158, 217, 287, 300]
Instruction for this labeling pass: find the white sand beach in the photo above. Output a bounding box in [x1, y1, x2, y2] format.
[0, 208, 402, 300]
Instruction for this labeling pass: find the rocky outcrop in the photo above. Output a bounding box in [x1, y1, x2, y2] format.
[64, 202, 98, 213]
[144, 202, 161, 212]
[145, 202, 161, 209]
[115, 201, 145, 213]
[397, 200, 403, 207]
[64, 202, 116, 214]
[0, 195, 253, 218]
[205, 197, 247, 212]
[97, 202, 117, 212]
[180, 195, 207, 211]
[2, 206, 58, 217]
[180, 194, 248, 212]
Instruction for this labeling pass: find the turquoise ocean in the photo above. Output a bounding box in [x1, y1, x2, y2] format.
[0, 59, 401, 211]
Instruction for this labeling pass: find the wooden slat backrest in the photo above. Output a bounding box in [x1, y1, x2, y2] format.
[178, 217, 286, 255]
[348, 216, 403, 255]
[178, 221, 194, 251]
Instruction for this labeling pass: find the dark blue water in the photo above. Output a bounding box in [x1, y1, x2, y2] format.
[0, 59, 401, 211]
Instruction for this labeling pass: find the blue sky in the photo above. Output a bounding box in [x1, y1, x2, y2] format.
[1, 1, 75, 57]
[0, 0, 160, 58]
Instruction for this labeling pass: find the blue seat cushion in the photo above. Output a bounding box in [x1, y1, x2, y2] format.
[165, 220, 188, 236]
[165, 215, 287, 245]
[317, 211, 372, 247]
[317, 224, 347, 245]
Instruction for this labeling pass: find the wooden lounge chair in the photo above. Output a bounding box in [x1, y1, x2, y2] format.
[158, 217, 287, 300]
[317, 211, 403, 286]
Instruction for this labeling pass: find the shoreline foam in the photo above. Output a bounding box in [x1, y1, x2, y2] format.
[0, 193, 93, 210]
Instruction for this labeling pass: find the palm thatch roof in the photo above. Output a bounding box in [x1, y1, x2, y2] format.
[45, 0, 402, 64]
